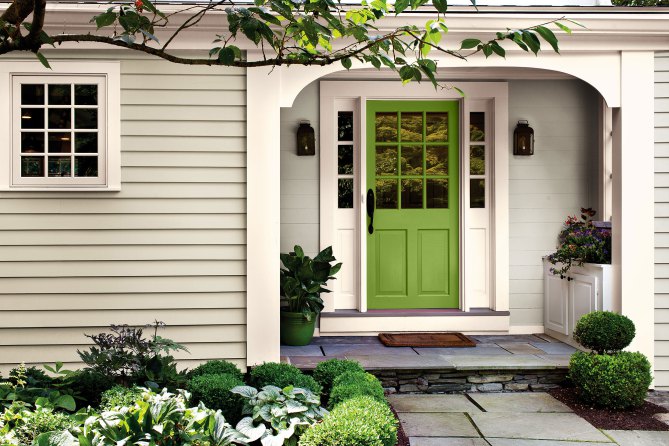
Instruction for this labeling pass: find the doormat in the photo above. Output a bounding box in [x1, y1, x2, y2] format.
[378, 332, 476, 348]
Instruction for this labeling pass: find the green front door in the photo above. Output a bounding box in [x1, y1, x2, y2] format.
[366, 101, 459, 309]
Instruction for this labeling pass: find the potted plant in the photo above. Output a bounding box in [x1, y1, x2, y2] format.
[280, 245, 341, 346]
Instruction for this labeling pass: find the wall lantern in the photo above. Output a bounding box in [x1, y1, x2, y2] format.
[296, 121, 316, 156]
[513, 120, 534, 156]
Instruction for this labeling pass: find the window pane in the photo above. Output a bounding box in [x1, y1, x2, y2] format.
[75, 156, 98, 177]
[401, 145, 423, 175]
[75, 132, 98, 153]
[338, 178, 353, 208]
[75, 109, 97, 129]
[48, 84, 71, 105]
[376, 179, 397, 209]
[401, 179, 423, 209]
[22, 84, 44, 105]
[470, 179, 485, 208]
[376, 146, 397, 176]
[48, 132, 71, 153]
[338, 111, 353, 141]
[427, 179, 448, 208]
[21, 108, 44, 129]
[470, 112, 485, 142]
[338, 145, 353, 175]
[426, 112, 448, 142]
[400, 112, 423, 142]
[48, 108, 71, 129]
[426, 146, 448, 176]
[470, 145, 485, 175]
[21, 156, 44, 177]
[75, 85, 98, 105]
[375, 112, 397, 142]
[48, 156, 71, 177]
[21, 132, 45, 153]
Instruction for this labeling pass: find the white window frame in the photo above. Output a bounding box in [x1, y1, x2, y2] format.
[0, 60, 121, 191]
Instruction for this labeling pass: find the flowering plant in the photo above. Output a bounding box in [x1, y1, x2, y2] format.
[548, 208, 611, 276]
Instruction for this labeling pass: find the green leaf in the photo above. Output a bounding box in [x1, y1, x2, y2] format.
[341, 57, 353, 70]
[565, 18, 586, 28]
[55, 394, 76, 411]
[36, 52, 51, 69]
[399, 65, 414, 83]
[535, 25, 559, 53]
[555, 22, 572, 34]
[218, 47, 237, 65]
[394, 0, 410, 14]
[433, 0, 448, 13]
[521, 30, 541, 55]
[94, 10, 117, 29]
[490, 41, 505, 58]
[460, 38, 481, 50]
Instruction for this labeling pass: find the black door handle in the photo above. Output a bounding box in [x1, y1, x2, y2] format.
[366, 188, 375, 234]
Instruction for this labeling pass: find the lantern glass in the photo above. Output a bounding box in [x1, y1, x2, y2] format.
[297, 122, 316, 156]
[513, 120, 534, 156]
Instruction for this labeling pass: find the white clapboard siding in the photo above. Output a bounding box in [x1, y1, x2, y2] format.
[508, 80, 599, 328]
[655, 52, 669, 389]
[0, 57, 248, 374]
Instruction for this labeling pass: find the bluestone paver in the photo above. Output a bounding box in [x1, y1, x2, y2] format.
[530, 342, 578, 355]
[310, 336, 383, 345]
[278, 345, 323, 356]
[388, 394, 481, 413]
[344, 354, 455, 370]
[487, 440, 614, 446]
[285, 355, 343, 370]
[604, 430, 669, 445]
[415, 346, 511, 356]
[472, 335, 546, 344]
[497, 343, 545, 355]
[535, 354, 572, 368]
[468, 393, 572, 413]
[398, 412, 480, 438]
[321, 343, 417, 356]
[410, 438, 490, 446]
[468, 413, 610, 442]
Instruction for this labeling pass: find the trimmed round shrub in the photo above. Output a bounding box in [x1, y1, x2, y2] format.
[313, 359, 365, 394]
[187, 373, 245, 423]
[65, 369, 116, 408]
[298, 396, 397, 446]
[573, 311, 635, 354]
[569, 351, 652, 409]
[188, 360, 244, 381]
[249, 362, 322, 394]
[328, 371, 385, 409]
[100, 385, 144, 410]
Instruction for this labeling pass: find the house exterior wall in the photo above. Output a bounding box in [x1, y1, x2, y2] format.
[655, 51, 669, 389]
[0, 54, 247, 374]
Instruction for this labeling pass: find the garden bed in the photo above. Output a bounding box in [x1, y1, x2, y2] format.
[390, 404, 410, 446]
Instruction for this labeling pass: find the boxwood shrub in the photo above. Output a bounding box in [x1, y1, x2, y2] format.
[313, 359, 365, 394]
[100, 385, 145, 410]
[298, 396, 397, 446]
[186, 373, 245, 423]
[569, 351, 652, 409]
[249, 362, 322, 395]
[328, 371, 385, 409]
[188, 360, 244, 381]
[573, 311, 635, 354]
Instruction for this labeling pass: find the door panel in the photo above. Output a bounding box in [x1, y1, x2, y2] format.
[367, 101, 459, 309]
[569, 273, 598, 332]
[545, 273, 568, 335]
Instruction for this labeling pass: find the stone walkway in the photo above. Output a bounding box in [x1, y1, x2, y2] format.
[389, 393, 669, 445]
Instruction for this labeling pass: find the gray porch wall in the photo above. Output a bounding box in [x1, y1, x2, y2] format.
[280, 79, 598, 328]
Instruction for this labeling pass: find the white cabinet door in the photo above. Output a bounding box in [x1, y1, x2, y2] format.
[569, 273, 598, 333]
[545, 273, 569, 335]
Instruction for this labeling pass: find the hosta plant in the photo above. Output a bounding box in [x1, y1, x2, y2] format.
[231, 385, 328, 446]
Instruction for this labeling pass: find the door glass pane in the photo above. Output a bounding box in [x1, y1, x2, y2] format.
[48, 84, 71, 105]
[48, 108, 71, 129]
[470, 179, 485, 208]
[75, 109, 97, 129]
[426, 112, 448, 142]
[426, 146, 448, 176]
[376, 112, 397, 142]
[22, 84, 44, 105]
[75, 156, 98, 177]
[21, 156, 44, 177]
[376, 179, 398, 209]
[401, 179, 423, 209]
[400, 112, 423, 142]
[21, 108, 44, 129]
[376, 146, 397, 176]
[21, 132, 45, 153]
[48, 133, 71, 153]
[470, 145, 485, 175]
[75, 85, 98, 105]
[75, 133, 98, 153]
[338, 111, 353, 141]
[401, 145, 423, 175]
[48, 156, 71, 177]
[470, 112, 485, 141]
[338, 145, 353, 174]
[338, 178, 354, 208]
[427, 179, 448, 208]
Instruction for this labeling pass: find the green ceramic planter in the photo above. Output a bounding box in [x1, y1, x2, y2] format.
[280, 311, 316, 346]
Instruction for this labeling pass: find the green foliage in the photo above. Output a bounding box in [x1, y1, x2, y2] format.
[249, 362, 322, 395]
[569, 351, 652, 410]
[573, 311, 636, 354]
[99, 386, 144, 411]
[298, 396, 397, 446]
[548, 208, 611, 276]
[8, 366, 53, 388]
[189, 360, 244, 381]
[0, 402, 77, 446]
[313, 359, 365, 394]
[328, 372, 385, 409]
[231, 384, 327, 446]
[612, 0, 669, 4]
[280, 246, 342, 320]
[187, 374, 245, 425]
[62, 369, 115, 408]
[0, 364, 76, 412]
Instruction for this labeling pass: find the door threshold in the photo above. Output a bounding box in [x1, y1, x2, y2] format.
[321, 308, 510, 318]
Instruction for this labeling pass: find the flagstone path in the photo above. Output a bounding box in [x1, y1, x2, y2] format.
[388, 393, 669, 445]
